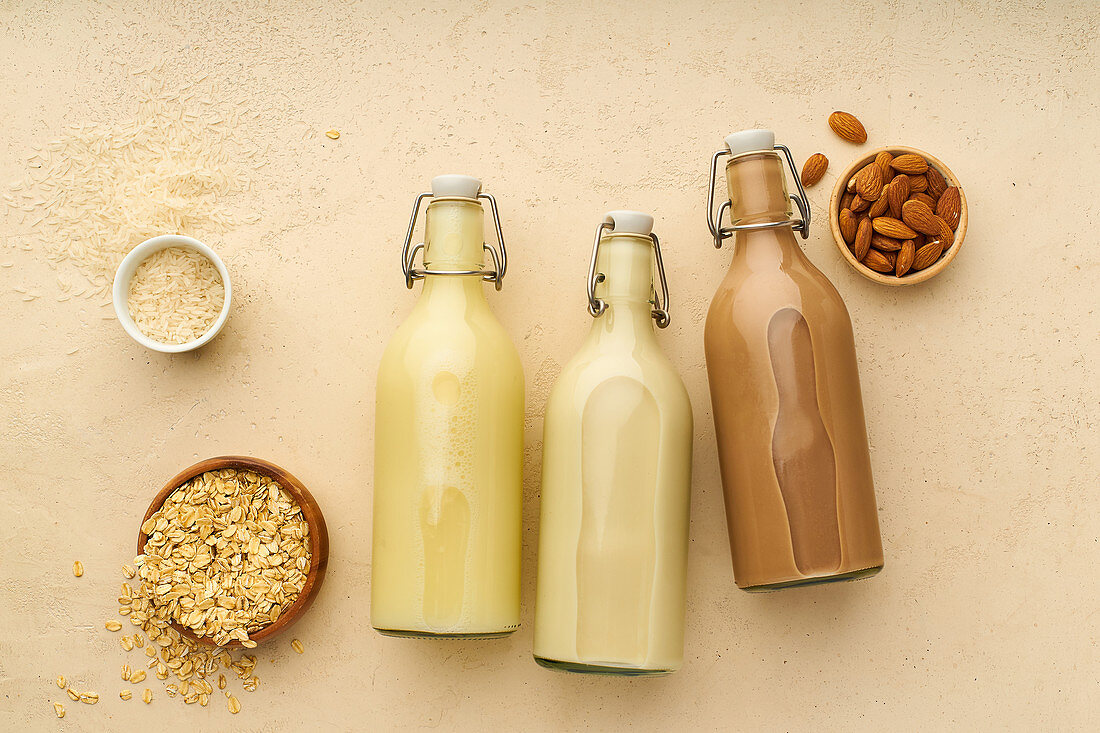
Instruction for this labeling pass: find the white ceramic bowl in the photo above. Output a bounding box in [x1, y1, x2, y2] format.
[112, 234, 232, 353]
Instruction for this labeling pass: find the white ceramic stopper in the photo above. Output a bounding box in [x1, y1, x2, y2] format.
[431, 174, 482, 199]
[724, 129, 775, 156]
[604, 210, 654, 236]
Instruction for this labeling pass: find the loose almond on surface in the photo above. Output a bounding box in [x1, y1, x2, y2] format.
[891, 154, 928, 174]
[800, 153, 829, 186]
[871, 217, 917, 240]
[936, 187, 962, 229]
[829, 111, 868, 143]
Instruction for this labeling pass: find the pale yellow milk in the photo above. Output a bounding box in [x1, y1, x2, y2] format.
[533, 231, 693, 672]
[371, 199, 523, 637]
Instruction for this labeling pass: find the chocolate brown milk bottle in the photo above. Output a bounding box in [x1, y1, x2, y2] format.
[704, 129, 884, 590]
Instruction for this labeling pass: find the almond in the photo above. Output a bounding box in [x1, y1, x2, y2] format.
[839, 208, 857, 244]
[887, 175, 909, 218]
[850, 194, 869, 213]
[855, 163, 883, 201]
[891, 154, 928, 174]
[912, 239, 944, 270]
[870, 233, 902, 252]
[862, 248, 893, 273]
[800, 153, 829, 187]
[829, 111, 868, 144]
[874, 151, 894, 182]
[846, 176, 857, 193]
[854, 217, 872, 260]
[871, 217, 917, 240]
[936, 187, 961, 229]
[840, 192, 855, 211]
[908, 174, 928, 193]
[926, 165, 948, 198]
[901, 199, 941, 236]
[910, 192, 936, 209]
[933, 217, 955, 249]
[867, 186, 890, 217]
[896, 239, 916, 276]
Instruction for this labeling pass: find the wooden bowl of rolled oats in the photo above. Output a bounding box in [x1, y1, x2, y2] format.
[135, 456, 329, 649]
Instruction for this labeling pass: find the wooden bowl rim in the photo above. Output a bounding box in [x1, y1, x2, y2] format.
[828, 145, 968, 286]
[136, 455, 330, 648]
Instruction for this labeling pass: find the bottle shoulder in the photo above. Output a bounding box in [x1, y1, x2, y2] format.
[378, 301, 522, 375]
[706, 260, 852, 334]
[548, 338, 691, 414]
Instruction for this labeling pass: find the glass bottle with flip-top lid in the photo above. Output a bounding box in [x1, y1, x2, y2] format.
[703, 130, 884, 591]
[533, 211, 693, 675]
[371, 175, 523, 637]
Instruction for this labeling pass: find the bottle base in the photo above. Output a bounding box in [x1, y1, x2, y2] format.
[740, 563, 883, 593]
[533, 656, 674, 677]
[374, 627, 518, 640]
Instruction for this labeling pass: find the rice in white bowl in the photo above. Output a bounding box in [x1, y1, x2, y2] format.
[127, 246, 225, 344]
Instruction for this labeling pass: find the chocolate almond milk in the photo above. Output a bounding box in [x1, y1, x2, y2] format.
[704, 130, 884, 590]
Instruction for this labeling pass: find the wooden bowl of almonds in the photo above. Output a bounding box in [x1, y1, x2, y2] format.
[829, 146, 967, 285]
[135, 456, 329, 649]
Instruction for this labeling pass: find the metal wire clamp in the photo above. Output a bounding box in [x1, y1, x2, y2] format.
[706, 143, 812, 249]
[400, 191, 508, 290]
[587, 221, 671, 328]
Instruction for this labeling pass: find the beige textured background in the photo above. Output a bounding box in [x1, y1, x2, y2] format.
[2, 1, 1098, 730]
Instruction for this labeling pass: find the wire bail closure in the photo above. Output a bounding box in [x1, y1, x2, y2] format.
[586, 221, 671, 328]
[400, 191, 508, 290]
[706, 143, 812, 249]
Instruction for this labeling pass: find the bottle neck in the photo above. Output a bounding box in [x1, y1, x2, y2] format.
[724, 152, 801, 266]
[421, 198, 488, 302]
[725, 151, 793, 225]
[589, 233, 658, 344]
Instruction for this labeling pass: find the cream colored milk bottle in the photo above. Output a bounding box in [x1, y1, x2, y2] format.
[704, 130, 884, 591]
[371, 175, 523, 637]
[533, 211, 693, 675]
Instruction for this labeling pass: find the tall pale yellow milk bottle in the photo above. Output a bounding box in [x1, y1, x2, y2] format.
[533, 211, 693, 674]
[371, 175, 524, 638]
